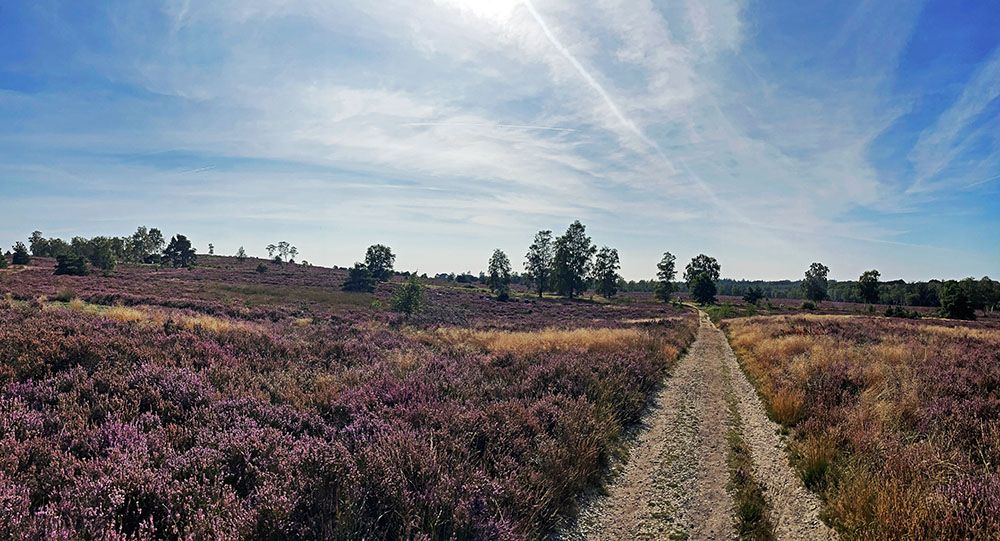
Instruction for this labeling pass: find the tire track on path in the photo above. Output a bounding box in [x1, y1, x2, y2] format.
[562, 311, 837, 541]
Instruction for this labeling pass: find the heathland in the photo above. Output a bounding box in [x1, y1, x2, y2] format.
[0, 255, 696, 538]
[2, 241, 998, 540]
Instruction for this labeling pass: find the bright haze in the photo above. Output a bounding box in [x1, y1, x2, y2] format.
[1, 1, 998, 281]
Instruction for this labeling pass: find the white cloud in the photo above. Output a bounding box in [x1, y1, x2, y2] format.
[908, 47, 1000, 193]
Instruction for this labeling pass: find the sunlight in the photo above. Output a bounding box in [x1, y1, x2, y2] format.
[437, 0, 521, 24]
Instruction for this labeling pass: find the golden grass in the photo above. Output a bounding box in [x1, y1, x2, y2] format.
[60, 299, 250, 334]
[413, 327, 651, 356]
[104, 305, 147, 323]
[770, 386, 806, 425]
[916, 324, 1000, 341]
[722, 314, 1000, 538]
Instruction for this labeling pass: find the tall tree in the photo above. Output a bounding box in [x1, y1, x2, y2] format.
[11, 242, 31, 265]
[593, 247, 621, 298]
[163, 235, 197, 268]
[654, 252, 677, 302]
[524, 230, 554, 298]
[148, 228, 165, 254]
[277, 241, 291, 261]
[940, 281, 975, 320]
[235, 246, 247, 261]
[208, 243, 215, 255]
[858, 269, 880, 304]
[128, 226, 164, 263]
[552, 221, 596, 299]
[87, 237, 118, 272]
[29, 231, 48, 256]
[803, 262, 830, 303]
[982, 277, 999, 312]
[365, 244, 396, 283]
[487, 249, 512, 300]
[684, 254, 721, 305]
[266, 244, 277, 258]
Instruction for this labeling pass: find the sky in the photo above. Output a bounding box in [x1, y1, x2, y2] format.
[1, 0, 998, 281]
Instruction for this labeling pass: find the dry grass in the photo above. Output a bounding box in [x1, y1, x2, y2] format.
[60, 299, 251, 334]
[723, 315, 1000, 539]
[413, 326, 651, 356]
[769, 386, 806, 426]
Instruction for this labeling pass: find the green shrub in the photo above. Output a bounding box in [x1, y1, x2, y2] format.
[54, 254, 89, 276]
[884, 306, 921, 319]
[11, 242, 30, 265]
[342, 263, 376, 293]
[940, 281, 975, 320]
[391, 277, 424, 318]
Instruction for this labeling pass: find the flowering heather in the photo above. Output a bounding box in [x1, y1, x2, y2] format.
[0, 258, 696, 539]
[723, 315, 1000, 539]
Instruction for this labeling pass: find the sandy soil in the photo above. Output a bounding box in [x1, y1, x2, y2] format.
[561, 311, 837, 541]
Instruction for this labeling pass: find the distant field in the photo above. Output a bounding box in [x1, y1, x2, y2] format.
[0, 257, 697, 538]
[723, 314, 1000, 539]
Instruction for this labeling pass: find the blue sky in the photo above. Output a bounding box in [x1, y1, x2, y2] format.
[1, 0, 997, 280]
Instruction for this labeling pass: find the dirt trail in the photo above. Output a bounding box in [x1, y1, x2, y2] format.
[563, 311, 836, 541]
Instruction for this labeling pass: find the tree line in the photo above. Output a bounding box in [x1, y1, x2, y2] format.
[8, 224, 993, 321]
[475, 221, 723, 305]
[12, 228, 197, 275]
[8, 228, 313, 278]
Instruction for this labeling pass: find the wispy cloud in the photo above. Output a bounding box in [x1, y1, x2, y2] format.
[0, 0, 997, 279]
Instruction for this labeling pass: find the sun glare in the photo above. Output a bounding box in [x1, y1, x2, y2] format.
[439, 0, 521, 24]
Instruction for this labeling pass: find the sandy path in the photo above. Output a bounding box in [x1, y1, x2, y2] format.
[562, 311, 836, 541]
[720, 326, 836, 540]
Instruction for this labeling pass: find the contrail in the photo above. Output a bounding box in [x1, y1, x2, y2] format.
[402, 122, 577, 133]
[522, 0, 655, 149]
[964, 172, 1000, 189]
[178, 165, 217, 175]
[521, 0, 756, 229]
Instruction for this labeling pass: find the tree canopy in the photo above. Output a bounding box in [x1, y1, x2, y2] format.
[524, 230, 554, 298]
[365, 244, 396, 283]
[11, 242, 31, 265]
[858, 269, 880, 304]
[803, 262, 830, 302]
[552, 221, 595, 299]
[593, 247, 621, 298]
[655, 252, 677, 302]
[684, 254, 720, 304]
[486, 249, 512, 300]
[163, 235, 197, 268]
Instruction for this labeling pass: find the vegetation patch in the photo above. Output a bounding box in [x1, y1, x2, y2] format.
[0, 268, 698, 539]
[723, 361, 775, 540]
[723, 315, 1000, 539]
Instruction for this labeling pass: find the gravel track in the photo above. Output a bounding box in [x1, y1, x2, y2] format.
[562, 311, 837, 541]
